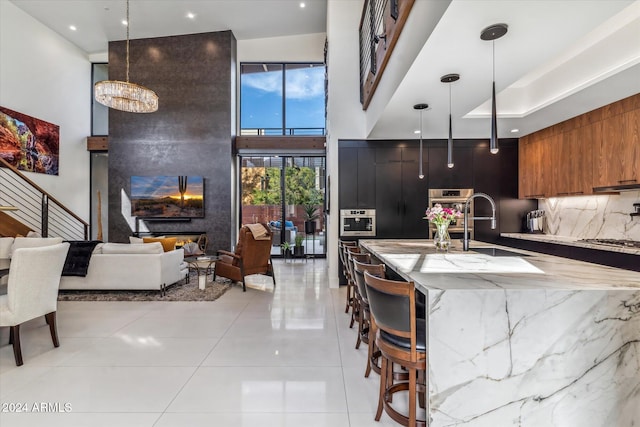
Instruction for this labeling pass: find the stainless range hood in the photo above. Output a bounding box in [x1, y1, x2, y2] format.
[593, 183, 640, 193]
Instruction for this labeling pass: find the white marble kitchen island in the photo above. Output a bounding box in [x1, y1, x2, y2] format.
[359, 239, 640, 427]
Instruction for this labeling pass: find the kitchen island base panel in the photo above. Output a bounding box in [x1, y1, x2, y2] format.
[429, 289, 640, 426]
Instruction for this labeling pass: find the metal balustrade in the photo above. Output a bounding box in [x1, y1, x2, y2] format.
[0, 157, 88, 240]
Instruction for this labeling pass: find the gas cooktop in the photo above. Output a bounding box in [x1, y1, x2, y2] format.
[580, 239, 640, 248]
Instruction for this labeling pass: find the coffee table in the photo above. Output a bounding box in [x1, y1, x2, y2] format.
[184, 256, 218, 290]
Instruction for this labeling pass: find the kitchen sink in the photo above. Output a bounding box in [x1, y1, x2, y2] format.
[470, 247, 529, 257]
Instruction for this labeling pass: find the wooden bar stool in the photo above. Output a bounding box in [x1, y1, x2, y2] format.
[364, 271, 427, 427]
[346, 249, 370, 329]
[352, 259, 385, 377]
[338, 240, 358, 313]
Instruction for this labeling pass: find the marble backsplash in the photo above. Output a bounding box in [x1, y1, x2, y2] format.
[539, 190, 640, 240]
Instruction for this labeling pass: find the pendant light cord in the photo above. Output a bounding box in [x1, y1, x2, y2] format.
[492, 40, 495, 82]
[125, 0, 130, 83]
[419, 109, 423, 178]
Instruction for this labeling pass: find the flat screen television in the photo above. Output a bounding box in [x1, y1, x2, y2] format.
[131, 175, 204, 218]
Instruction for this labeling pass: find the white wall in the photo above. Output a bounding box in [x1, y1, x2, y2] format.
[326, 0, 368, 287]
[0, 1, 91, 221]
[237, 33, 326, 63]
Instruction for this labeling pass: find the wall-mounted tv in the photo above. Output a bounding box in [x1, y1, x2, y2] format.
[131, 176, 204, 218]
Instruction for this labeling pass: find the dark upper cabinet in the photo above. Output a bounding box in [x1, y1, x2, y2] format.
[339, 147, 358, 208]
[428, 146, 474, 189]
[473, 142, 536, 242]
[375, 146, 403, 238]
[339, 146, 376, 208]
[375, 145, 429, 238]
[356, 148, 376, 208]
[401, 147, 430, 237]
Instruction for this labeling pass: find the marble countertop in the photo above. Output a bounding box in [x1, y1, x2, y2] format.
[501, 232, 640, 255]
[359, 239, 640, 291]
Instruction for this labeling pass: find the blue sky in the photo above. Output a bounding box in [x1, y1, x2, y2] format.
[241, 65, 325, 132]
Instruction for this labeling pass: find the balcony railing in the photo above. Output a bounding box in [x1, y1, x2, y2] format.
[359, 0, 415, 109]
[240, 127, 326, 136]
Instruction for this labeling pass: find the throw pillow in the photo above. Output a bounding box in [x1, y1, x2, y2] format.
[182, 242, 203, 256]
[101, 242, 163, 254]
[129, 236, 144, 244]
[143, 237, 177, 252]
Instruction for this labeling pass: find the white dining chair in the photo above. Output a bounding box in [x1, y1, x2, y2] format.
[0, 242, 70, 366]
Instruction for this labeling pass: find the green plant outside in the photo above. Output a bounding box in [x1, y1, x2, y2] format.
[243, 166, 324, 207]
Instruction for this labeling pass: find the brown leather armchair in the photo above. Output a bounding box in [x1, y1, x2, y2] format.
[214, 223, 276, 292]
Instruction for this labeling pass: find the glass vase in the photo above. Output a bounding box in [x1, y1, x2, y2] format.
[433, 222, 451, 252]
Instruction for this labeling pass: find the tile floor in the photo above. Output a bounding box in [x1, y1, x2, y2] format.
[0, 259, 407, 426]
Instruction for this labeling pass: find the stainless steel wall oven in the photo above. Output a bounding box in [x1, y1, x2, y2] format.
[340, 209, 376, 237]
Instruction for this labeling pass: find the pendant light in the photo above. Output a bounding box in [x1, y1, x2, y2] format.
[480, 23, 508, 154]
[440, 74, 460, 169]
[414, 103, 429, 179]
[94, 0, 159, 113]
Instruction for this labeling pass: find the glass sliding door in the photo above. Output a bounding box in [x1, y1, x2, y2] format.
[240, 156, 326, 257]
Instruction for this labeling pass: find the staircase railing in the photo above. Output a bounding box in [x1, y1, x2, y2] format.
[0, 157, 88, 240]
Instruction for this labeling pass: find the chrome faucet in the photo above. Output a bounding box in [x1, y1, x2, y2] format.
[463, 192, 497, 251]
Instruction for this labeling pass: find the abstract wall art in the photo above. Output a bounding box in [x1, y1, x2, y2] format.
[0, 106, 59, 175]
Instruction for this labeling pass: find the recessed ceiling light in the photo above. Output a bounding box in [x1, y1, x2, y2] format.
[121, 19, 128, 26]
[414, 130, 421, 134]
[510, 128, 519, 133]
[300, 2, 306, 8]
[69, 25, 77, 31]
[186, 12, 196, 19]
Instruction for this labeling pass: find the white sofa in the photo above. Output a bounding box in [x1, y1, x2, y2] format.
[1, 238, 187, 292]
[59, 242, 187, 292]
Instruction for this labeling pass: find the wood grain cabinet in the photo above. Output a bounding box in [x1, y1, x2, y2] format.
[593, 110, 640, 189]
[519, 94, 639, 199]
[519, 135, 553, 199]
[553, 126, 594, 197]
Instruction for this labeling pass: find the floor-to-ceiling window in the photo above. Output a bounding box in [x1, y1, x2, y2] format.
[240, 62, 326, 136]
[240, 156, 326, 257]
[239, 62, 326, 256]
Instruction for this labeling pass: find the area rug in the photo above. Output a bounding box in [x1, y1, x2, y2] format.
[57, 273, 233, 302]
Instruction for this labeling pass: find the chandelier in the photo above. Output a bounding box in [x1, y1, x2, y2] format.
[94, 0, 158, 113]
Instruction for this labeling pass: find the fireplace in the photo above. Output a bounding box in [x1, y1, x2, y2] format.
[133, 231, 207, 250]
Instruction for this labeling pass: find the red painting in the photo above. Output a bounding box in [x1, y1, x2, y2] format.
[0, 106, 59, 175]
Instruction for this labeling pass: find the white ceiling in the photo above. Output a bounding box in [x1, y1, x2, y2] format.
[370, 0, 640, 139]
[9, 0, 328, 53]
[8, 0, 640, 140]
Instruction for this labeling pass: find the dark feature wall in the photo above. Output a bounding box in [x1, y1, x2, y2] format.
[108, 31, 236, 251]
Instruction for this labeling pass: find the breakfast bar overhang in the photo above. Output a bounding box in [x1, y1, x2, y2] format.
[359, 239, 640, 427]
